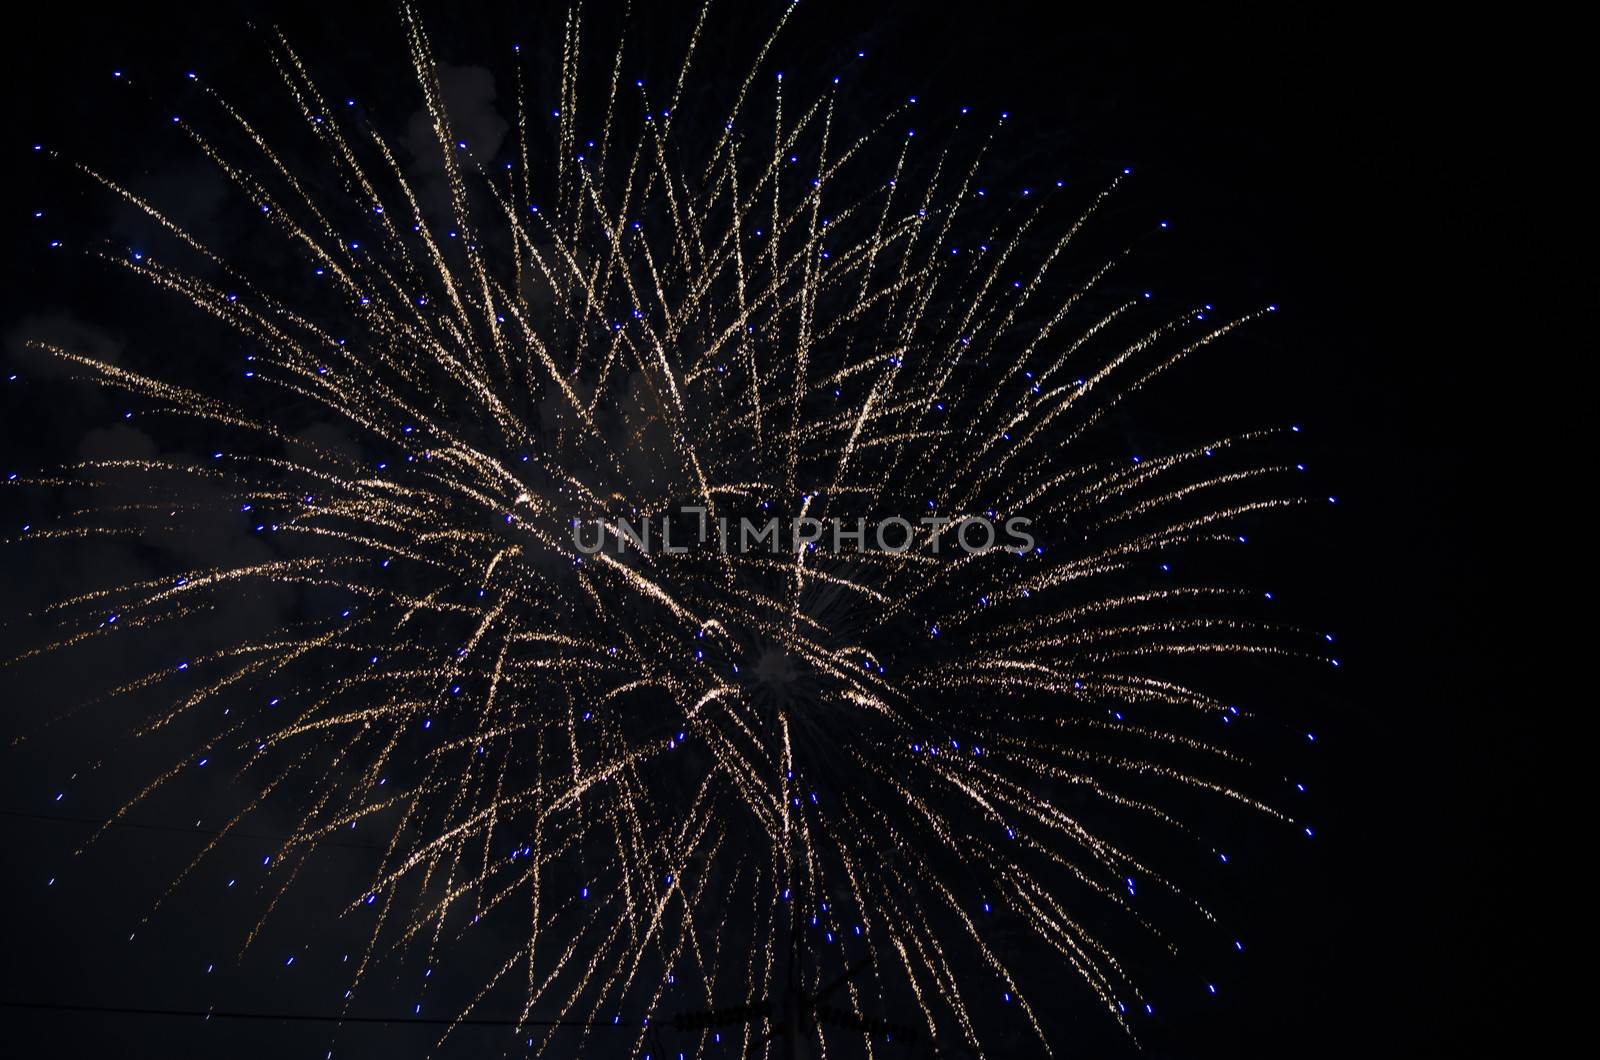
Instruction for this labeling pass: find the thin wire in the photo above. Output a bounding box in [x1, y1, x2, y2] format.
[0, 809, 386, 850]
[0, 999, 630, 1028]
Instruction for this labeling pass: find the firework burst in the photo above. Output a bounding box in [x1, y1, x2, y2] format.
[5, 3, 1329, 1055]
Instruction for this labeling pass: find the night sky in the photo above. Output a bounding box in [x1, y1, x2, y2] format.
[1, 4, 1522, 1058]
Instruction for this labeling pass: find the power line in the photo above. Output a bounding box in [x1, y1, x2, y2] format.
[0, 999, 630, 1028]
[0, 808, 387, 851]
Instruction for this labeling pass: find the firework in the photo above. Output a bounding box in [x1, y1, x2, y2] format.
[5, 4, 1329, 1055]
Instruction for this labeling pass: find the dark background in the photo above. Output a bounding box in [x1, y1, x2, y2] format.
[1, 3, 1528, 1057]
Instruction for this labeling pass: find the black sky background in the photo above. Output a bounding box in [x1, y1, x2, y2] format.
[0, 4, 1530, 1057]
